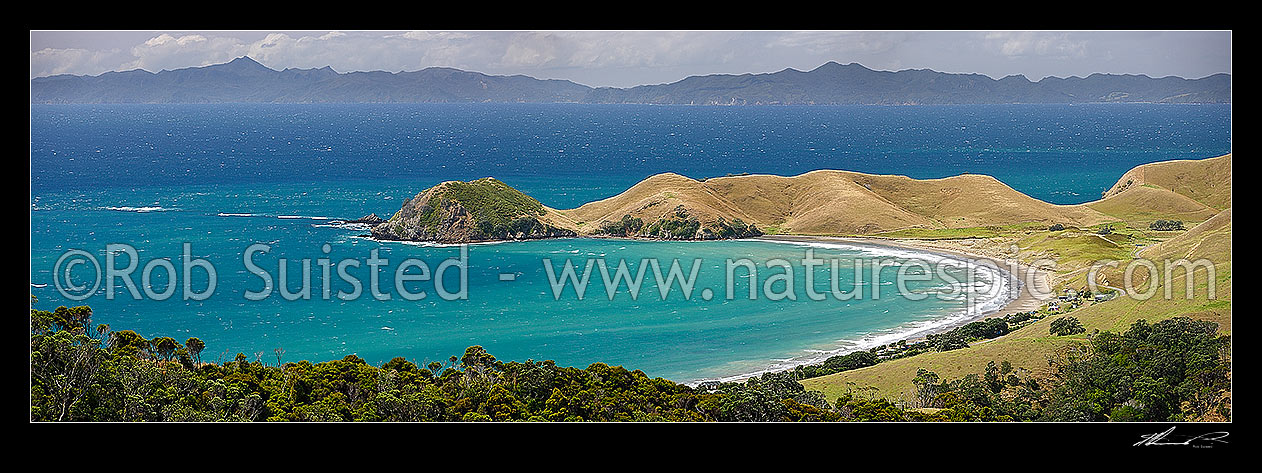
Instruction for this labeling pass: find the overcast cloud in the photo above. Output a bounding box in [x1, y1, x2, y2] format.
[30, 30, 1232, 88]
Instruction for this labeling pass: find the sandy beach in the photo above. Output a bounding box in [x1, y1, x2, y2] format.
[757, 234, 1052, 329]
[688, 234, 1054, 384]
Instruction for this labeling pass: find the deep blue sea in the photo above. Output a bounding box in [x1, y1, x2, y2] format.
[29, 103, 1231, 382]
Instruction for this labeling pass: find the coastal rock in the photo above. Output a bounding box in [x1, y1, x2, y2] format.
[347, 213, 386, 225]
[371, 178, 577, 244]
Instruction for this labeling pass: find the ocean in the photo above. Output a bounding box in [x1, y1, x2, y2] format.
[29, 103, 1231, 382]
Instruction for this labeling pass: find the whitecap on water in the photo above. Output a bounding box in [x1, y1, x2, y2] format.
[104, 206, 174, 213]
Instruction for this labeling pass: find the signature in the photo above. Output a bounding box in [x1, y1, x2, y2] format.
[1134, 426, 1229, 447]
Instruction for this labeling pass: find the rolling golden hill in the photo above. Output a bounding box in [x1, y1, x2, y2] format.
[1143, 206, 1232, 263]
[1088, 153, 1231, 225]
[561, 169, 1114, 237]
[1101, 153, 1231, 208]
[379, 154, 1230, 246]
[796, 155, 1230, 401]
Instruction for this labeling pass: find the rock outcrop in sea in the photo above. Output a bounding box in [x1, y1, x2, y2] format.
[347, 213, 386, 225]
[370, 178, 577, 244]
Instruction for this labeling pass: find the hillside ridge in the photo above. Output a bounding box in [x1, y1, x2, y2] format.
[372, 154, 1230, 243]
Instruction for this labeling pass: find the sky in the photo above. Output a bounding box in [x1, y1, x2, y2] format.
[30, 30, 1232, 88]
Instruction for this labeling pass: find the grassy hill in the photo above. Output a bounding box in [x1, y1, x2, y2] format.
[372, 177, 578, 243]
[798, 154, 1231, 402]
[560, 173, 765, 239]
[374, 156, 1232, 266]
[561, 169, 1112, 237]
[1089, 153, 1231, 226]
[1101, 154, 1231, 209]
[801, 203, 1231, 401]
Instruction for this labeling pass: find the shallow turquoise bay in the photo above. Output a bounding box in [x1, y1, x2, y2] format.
[30, 103, 1229, 382]
[30, 183, 1012, 382]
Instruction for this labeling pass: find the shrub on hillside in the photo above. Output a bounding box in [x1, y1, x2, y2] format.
[1050, 316, 1086, 336]
[1149, 220, 1185, 231]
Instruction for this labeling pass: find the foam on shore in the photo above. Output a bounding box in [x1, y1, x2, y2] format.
[689, 238, 1022, 385]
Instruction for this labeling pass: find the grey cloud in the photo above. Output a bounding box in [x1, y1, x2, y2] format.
[29, 30, 1231, 86]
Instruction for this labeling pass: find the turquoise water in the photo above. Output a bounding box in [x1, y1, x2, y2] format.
[30, 181, 1012, 382]
[29, 103, 1230, 382]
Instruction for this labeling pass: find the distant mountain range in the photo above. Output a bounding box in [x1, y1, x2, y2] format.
[31, 56, 1231, 105]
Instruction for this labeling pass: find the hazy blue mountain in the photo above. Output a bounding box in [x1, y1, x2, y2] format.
[31, 57, 1230, 104]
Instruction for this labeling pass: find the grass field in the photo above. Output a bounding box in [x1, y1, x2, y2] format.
[800, 205, 1231, 402]
[870, 222, 1048, 240]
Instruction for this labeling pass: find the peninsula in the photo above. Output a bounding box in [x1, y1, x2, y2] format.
[367, 154, 1231, 247]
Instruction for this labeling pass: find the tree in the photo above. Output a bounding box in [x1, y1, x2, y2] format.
[1050, 317, 1086, 336]
[152, 337, 181, 362]
[913, 368, 942, 408]
[109, 330, 151, 358]
[31, 330, 104, 421]
[932, 332, 970, 351]
[51, 306, 93, 332]
[383, 357, 419, 373]
[985, 361, 1003, 394]
[185, 337, 205, 365]
[1042, 317, 1230, 421]
[176, 347, 195, 370]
